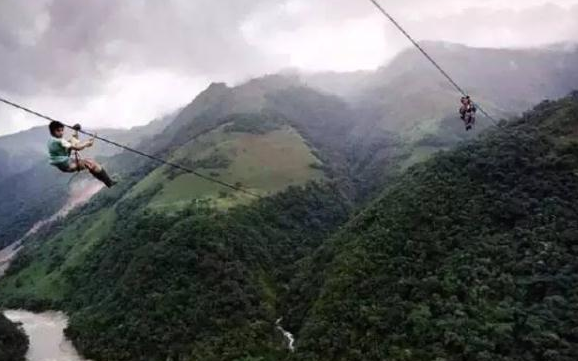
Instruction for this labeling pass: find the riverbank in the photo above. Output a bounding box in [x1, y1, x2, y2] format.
[4, 310, 88, 361]
[0, 182, 104, 361]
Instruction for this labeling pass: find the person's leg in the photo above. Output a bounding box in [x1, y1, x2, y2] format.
[81, 159, 102, 173]
[465, 113, 472, 130]
[55, 161, 76, 173]
[82, 159, 116, 188]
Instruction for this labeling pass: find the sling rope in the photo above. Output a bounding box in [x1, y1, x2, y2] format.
[0, 96, 261, 199]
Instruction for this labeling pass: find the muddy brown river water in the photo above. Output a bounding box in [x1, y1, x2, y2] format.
[4, 310, 88, 360]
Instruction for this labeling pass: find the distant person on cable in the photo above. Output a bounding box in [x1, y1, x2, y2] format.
[47, 121, 116, 188]
[459, 96, 476, 131]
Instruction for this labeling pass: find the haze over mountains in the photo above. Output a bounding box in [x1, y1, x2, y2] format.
[1, 41, 578, 361]
[2, 40, 578, 258]
[303, 42, 578, 130]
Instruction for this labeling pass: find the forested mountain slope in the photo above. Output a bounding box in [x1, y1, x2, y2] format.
[301, 42, 578, 198]
[0, 77, 351, 253]
[3, 42, 578, 251]
[0, 313, 28, 361]
[0, 163, 70, 249]
[1, 42, 578, 361]
[0, 80, 351, 361]
[1, 182, 351, 361]
[288, 92, 578, 361]
[3, 91, 577, 360]
[0, 108, 332, 305]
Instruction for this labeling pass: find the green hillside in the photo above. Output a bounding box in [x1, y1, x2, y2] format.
[1, 182, 351, 361]
[0, 111, 325, 308]
[1, 42, 578, 361]
[0, 163, 70, 249]
[0, 208, 116, 305]
[289, 93, 578, 361]
[129, 115, 324, 210]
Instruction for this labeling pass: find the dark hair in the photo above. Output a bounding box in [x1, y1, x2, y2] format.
[49, 121, 65, 136]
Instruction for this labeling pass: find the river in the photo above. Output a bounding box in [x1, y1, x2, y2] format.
[3, 310, 89, 361]
[0, 181, 102, 361]
[276, 317, 296, 352]
[4, 311, 293, 360]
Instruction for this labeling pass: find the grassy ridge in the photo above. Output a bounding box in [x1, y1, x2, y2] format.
[130, 122, 324, 209]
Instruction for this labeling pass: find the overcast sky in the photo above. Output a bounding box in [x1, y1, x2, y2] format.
[1, 0, 577, 136]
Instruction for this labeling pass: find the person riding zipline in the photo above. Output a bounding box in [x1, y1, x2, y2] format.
[459, 96, 477, 131]
[48, 121, 116, 188]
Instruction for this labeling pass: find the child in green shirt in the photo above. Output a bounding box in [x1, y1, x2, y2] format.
[48, 121, 116, 188]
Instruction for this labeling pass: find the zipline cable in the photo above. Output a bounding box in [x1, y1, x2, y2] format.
[367, 0, 502, 127]
[2, 2, 523, 199]
[0, 96, 262, 199]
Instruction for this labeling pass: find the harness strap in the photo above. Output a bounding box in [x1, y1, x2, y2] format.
[67, 151, 82, 185]
[74, 150, 81, 172]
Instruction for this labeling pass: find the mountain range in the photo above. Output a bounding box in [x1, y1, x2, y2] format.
[1, 41, 578, 361]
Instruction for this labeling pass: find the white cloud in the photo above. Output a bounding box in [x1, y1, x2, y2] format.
[241, 0, 578, 73]
[243, 17, 392, 72]
[1, 70, 209, 135]
[77, 70, 210, 130]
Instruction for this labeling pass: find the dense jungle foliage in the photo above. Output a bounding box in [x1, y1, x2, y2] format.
[2, 93, 578, 361]
[287, 92, 578, 361]
[2, 181, 350, 361]
[1, 43, 578, 361]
